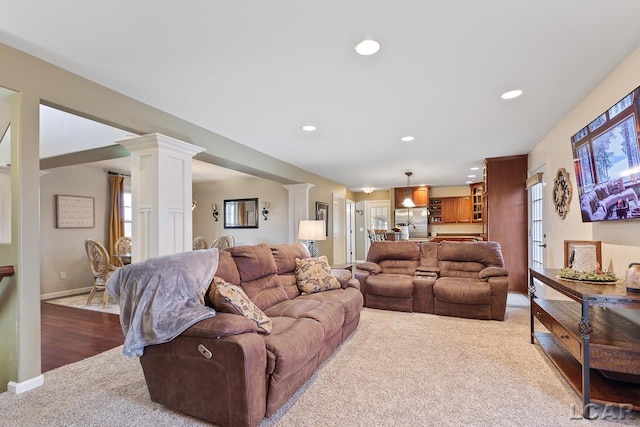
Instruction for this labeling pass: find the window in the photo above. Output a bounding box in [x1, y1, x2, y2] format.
[123, 190, 132, 237]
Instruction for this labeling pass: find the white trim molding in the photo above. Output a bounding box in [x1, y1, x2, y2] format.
[8, 374, 44, 394]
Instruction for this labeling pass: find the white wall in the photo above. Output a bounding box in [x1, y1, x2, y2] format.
[529, 46, 640, 322]
[39, 164, 111, 298]
[193, 176, 289, 246]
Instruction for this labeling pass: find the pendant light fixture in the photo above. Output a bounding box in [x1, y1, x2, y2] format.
[402, 172, 416, 208]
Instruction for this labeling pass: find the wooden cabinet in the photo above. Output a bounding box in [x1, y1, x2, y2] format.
[470, 183, 484, 223]
[529, 268, 640, 416]
[484, 155, 528, 292]
[429, 198, 442, 222]
[394, 186, 429, 208]
[412, 187, 429, 207]
[439, 196, 471, 223]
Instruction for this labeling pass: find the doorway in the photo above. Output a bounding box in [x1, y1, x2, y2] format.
[528, 167, 545, 271]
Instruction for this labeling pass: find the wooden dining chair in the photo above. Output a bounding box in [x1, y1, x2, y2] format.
[113, 236, 132, 266]
[84, 239, 119, 308]
[193, 236, 209, 250]
[209, 235, 235, 250]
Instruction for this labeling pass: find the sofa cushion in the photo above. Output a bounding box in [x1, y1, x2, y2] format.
[263, 317, 323, 378]
[366, 241, 420, 264]
[271, 243, 310, 275]
[367, 273, 414, 298]
[214, 250, 241, 285]
[434, 277, 491, 304]
[229, 244, 278, 282]
[379, 259, 420, 275]
[208, 277, 272, 334]
[294, 256, 341, 294]
[438, 241, 505, 269]
[298, 287, 363, 324]
[228, 244, 289, 310]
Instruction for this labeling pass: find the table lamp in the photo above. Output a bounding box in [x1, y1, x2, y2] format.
[298, 220, 326, 257]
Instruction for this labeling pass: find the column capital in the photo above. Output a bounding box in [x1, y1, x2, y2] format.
[117, 133, 205, 157]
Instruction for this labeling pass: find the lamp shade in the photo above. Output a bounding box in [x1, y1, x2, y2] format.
[401, 197, 416, 208]
[298, 220, 326, 241]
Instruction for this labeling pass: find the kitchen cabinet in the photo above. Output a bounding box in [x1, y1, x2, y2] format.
[394, 186, 429, 208]
[440, 196, 471, 223]
[470, 183, 484, 223]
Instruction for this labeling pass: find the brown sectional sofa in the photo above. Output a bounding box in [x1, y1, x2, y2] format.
[139, 242, 363, 427]
[355, 240, 509, 320]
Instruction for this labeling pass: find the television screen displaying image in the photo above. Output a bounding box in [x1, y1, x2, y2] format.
[571, 85, 640, 223]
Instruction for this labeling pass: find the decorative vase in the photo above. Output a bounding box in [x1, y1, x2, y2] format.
[627, 263, 640, 293]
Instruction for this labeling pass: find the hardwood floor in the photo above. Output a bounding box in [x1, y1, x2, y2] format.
[41, 301, 124, 372]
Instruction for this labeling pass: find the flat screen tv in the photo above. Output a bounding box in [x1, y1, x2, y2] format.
[570, 85, 640, 222]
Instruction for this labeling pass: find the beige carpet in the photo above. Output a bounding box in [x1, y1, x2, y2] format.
[44, 292, 120, 315]
[1, 305, 637, 426]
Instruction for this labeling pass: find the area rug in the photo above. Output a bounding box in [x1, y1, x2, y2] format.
[2, 306, 637, 426]
[44, 292, 120, 315]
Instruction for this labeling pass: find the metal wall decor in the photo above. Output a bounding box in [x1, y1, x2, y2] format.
[553, 168, 572, 219]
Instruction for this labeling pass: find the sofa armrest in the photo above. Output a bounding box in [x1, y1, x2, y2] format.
[356, 262, 382, 274]
[181, 313, 261, 339]
[345, 277, 360, 291]
[331, 268, 353, 285]
[479, 266, 509, 281]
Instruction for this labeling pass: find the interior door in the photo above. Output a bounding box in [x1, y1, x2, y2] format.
[332, 193, 346, 264]
[364, 200, 390, 256]
[528, 167, 545, 271]
[346, 199, 355, 263]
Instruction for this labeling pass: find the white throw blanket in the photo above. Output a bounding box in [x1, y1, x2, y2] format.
[106, 249, 219, 357]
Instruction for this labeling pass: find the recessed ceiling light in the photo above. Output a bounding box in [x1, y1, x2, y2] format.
[354, 39, 381, 56]
[468, 174, 476, 178]
[401, 136, 415, 142]
[470, 167, 480, 171]
[501, 89, 523, 100]
[465, 180, 473, 184]
[302, 125, 317, 132]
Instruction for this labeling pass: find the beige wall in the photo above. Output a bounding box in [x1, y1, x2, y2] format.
[39, 165, 111, 298]
[529, 46, 640, 322]
[193, 177, 289, 246]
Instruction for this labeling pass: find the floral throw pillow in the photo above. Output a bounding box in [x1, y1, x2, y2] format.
[294, 256, 341, 295]
[208, 277, 272, 334]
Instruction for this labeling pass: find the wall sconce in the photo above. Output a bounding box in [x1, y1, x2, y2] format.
[212, 204, 219, 221]
[261, 201, 270, 220]
[192, 199, 198, 211]
[355, 209, 364, 216]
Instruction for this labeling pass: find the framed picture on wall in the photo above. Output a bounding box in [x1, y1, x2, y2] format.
[316, 201, 329, 236]
[56, 194, 95, 228]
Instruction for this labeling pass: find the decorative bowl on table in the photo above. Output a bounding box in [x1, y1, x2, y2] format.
[558, 267, 618, 283]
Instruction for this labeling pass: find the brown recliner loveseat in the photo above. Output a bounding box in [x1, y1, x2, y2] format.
[355, 240, 508, 320]
[138, 242, 363, 427]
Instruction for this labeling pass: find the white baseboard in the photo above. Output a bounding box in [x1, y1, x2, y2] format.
[8, 374, 44, 394]
[40, 286, 92, 301]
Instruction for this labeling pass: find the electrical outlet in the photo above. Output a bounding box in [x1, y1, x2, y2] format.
[60, 272, 66, 280]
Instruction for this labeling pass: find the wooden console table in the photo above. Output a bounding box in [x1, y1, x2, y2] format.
[529, 268, 640, 418]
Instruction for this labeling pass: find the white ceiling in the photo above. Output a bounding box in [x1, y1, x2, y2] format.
[2, 1, 640, 191]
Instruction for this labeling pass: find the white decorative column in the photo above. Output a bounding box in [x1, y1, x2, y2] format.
[283, 183, 314, 243]
[118, 133, 204, 261]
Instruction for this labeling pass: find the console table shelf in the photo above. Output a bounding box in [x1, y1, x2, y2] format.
[529, 268, 640, 417]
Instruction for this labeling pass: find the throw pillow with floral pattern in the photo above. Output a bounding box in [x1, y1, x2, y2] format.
[208, 277, 272, 334]
[294, 255, 341, 295]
